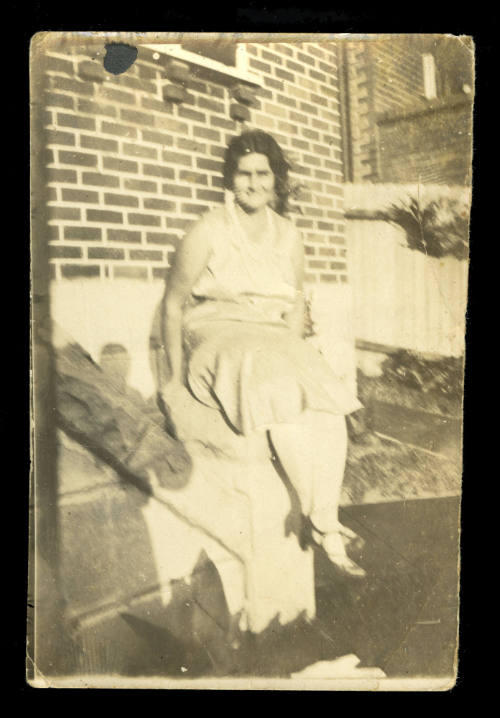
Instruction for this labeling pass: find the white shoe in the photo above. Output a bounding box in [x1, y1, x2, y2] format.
[311, 525, 367, 578]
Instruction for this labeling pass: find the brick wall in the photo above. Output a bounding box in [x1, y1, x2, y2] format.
[342, 35, 473, 184]
[377, 99, 473, 184]
[369, 37, 426, 116]
[35, 36, 348, 285]
[342, 41, 379, 184]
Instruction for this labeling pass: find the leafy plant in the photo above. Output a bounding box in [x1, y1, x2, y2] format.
[285, 180, 311, 216]
[381, 350, 464, 398]
[383, 194, 470, 260]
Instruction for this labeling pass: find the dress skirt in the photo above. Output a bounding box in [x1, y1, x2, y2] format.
[184, 318, 363, 436]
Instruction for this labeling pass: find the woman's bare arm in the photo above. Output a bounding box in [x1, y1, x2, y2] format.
[161, 217, 212, 387]
[283, 227, 306, 337]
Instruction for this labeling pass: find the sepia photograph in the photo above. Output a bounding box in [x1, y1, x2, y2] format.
[28, 32, 473, 690]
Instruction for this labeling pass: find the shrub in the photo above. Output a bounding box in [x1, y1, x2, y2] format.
[383, 194, 470, 260]
[381, 350, 464, 398]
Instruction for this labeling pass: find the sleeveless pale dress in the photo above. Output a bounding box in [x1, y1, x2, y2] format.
[183, 204, 362, 435]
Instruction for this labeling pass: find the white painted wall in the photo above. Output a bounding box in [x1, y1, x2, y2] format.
[50, 279, 164, 397]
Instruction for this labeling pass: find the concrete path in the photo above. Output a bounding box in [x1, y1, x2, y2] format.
[69, 495, 459, 680]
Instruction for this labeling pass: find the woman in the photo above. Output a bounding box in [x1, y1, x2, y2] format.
[160, 130, 365, 578]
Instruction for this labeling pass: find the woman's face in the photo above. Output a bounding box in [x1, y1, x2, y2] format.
[232, 153, 275, 213]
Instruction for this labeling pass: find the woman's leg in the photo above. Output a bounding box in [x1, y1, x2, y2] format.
[270, 410, 365, 576]
[269, 410, 348, 534]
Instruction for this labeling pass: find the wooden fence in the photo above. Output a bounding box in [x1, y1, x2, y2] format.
[344, 184, 470, 357]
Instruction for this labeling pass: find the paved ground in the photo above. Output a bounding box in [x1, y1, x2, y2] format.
[47, 393, 461, 682]
[234, 495, 460, 678]
[70, 494, 459, 680]
[319, 496, 459, 677]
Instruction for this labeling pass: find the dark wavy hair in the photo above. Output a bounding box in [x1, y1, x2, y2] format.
[223, 130, 291, 215]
